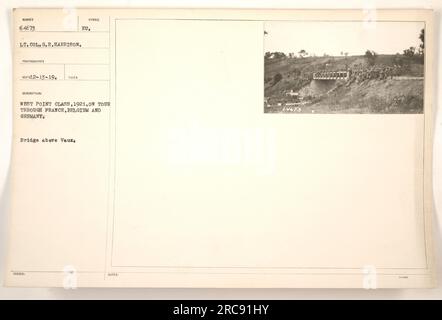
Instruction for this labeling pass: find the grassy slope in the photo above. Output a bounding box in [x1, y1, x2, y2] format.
[311, 78, 424, 113]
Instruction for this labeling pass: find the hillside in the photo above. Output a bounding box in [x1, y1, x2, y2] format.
[264, 54, 424, 113]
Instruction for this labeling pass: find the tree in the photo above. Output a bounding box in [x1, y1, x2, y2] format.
[273, 73, 283, 84]
[403, 47, 416, 57]
[364, 50, 377, 66]
[298, 49, 308, 58]
[264, 52, 272, 59]
[419, 28, 425, 54]
[272, 52, 286, 59]
[292, 68, 301, 77]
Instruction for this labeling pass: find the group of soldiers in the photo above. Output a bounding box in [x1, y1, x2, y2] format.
[348, 65, 402, 82]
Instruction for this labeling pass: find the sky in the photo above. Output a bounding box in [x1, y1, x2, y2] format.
[264, 21, 424, 56]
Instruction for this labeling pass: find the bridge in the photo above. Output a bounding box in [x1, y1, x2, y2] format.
[313, 70, 349, 80]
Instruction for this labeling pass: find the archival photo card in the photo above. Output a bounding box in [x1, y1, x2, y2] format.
[6, 8, 435, 289]
[264, 21, 425, 114]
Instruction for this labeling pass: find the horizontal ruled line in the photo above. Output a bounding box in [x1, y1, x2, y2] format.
[19, 79, 110, 82]
[19, 30, 109, 33]
[18, 47, 110, 49]
[20, 63, 110, 65]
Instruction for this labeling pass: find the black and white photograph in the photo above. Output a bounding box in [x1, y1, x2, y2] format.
[264, 21, 425, 114]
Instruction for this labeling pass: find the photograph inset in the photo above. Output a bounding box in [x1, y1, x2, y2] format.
[264, 21, 425, 114]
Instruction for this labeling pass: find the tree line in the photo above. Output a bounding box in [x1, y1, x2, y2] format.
[264, 28, 425, 63]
